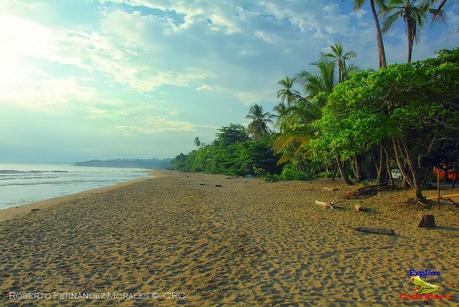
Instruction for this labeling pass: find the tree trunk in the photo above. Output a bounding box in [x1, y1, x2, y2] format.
[331, 163, 338, 181]
[336, 156, 353, 185]
[392, 138, 413, 187]
[399, 138, 427, 202]
[376, 144, 387, 185]
[384, 145, 394, 186]
[370, 0, 387, 68]
[401, 177, 408, 188]
[353, 154, 363, 182]
[407, 24, 414, 63]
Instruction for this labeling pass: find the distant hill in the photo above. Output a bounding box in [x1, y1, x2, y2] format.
[75, 159, 171, 169]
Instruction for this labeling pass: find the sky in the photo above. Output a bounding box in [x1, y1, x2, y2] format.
[0, 0, 458, 162]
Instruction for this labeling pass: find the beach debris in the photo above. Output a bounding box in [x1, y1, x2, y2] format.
[345, 186, 378, 199]
[416, 214, 436, 228]
[354, 205, 366, 212]
[354, 226, 396, 236]
[199, 183, 206, 186]
[215, 184, 222, 187]
[315, 200, 334, 209]
[315, 194, 339, 209]
[345, 184, 401, 200]
[323, 187, 339, 192]
[31, 208, 40, 212]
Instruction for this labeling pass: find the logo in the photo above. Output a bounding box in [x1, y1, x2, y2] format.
[408, 269, 441, 278]
[410, 275, 439, 294]
[399, 274, 453, 301]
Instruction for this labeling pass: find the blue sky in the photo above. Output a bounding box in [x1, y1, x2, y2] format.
[0, 0, 458, 162]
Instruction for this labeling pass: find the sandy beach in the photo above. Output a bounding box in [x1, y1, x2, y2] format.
[0, 171, 458, 305]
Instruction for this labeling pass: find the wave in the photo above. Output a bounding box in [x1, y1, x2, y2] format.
[0, 176, 60, 181]
[0, 179, 115, 187]
[0, 170, 69, 174]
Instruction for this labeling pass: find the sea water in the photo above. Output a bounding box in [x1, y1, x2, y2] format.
[0, 163, 150, 209]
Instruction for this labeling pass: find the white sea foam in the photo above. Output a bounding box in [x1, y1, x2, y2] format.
[0, 163, 150, 209]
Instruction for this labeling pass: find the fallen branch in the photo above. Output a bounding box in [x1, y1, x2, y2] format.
[315, 194, 340, 209]
[315, 200, 334, 209]
[354, 227, 396, 236]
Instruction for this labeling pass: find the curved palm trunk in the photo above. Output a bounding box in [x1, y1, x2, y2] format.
[370, 0, 387, 68]
[336, 156, 353, 185]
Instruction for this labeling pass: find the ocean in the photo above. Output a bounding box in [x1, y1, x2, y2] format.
[0, 163, 151, 209]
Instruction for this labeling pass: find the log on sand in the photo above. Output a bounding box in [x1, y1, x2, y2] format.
[315, 200, 334, 209]
[354, 227, 396, 236]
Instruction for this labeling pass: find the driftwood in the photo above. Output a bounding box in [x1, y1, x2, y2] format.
[354, 227, 396, 236]
[315, 200, 334, 209]
[31, 208, 40, 212]
[323, 187, 338, 192]
[416, 214, 436, 228]
[354, 205, 366, 212]
[315, 194, 340, 209]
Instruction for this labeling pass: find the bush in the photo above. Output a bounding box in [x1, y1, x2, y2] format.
[280, 166, 314, 181]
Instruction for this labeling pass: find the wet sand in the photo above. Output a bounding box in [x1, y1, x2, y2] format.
[0, 171, 458, 305]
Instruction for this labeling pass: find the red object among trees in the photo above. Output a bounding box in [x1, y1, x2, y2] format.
[433, 166, 458, 188]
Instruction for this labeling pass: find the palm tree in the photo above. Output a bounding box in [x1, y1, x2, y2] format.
[296, 57, 336, 98]
[272, 100, 316, 166]
[381, 0, 431, 63]
[246, 104, 274, 139]
[354, 0, 388, 68]
[322, 43, 357, 82]
[194, 137, 201, 147]
[272, 102, 290, 131]
[276, 77, 301, 107]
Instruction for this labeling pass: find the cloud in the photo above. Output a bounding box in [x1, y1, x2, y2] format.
[196, 84, 214, 91]
[115, 118, 218, 134]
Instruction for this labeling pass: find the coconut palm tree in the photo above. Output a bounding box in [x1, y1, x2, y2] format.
[194, 137, 201, 147]
[381, 0, 431, 63]
[272, 102, 290, 131]
[322, 43, 357, 82]
[354, 0, 388, 68]
[276, 77, 301, 107]
[246, 104, 274, 139]
[296, 57, 336, 98]
[272, 100, 315, 165]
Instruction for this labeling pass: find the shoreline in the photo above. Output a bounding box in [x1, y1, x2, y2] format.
[0, 170, 167, 222]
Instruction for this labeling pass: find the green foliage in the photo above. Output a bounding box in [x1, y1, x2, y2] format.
[280, 165, 314, 180]
[215, 123, 249, 146]
[171, 135, 281, 176]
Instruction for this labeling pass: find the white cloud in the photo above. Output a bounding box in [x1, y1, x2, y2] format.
[115, 118, 217, 134]
[196, 84, 213, 91]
